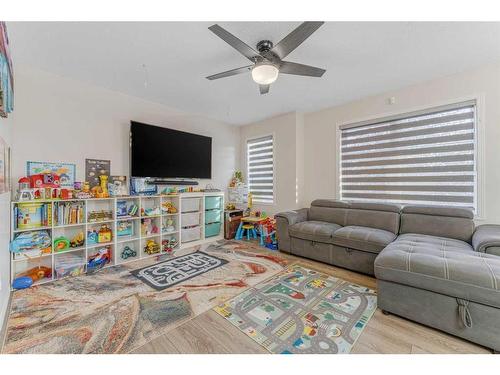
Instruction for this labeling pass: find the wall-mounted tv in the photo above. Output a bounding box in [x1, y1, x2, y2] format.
[130, 121, 212, 179]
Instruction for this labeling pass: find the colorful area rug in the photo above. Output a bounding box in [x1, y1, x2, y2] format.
[131, 251, 228, 290]
[214, 264, 377, 354]
[2, 240, 287, 354]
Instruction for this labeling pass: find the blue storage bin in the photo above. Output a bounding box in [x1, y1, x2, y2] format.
[205, 209, 221, 224]
[205, 222, 221, 238]
[205, 196, 222, 210]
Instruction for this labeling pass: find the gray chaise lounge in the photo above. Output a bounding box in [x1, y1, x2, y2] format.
[275, 200, 500, 352]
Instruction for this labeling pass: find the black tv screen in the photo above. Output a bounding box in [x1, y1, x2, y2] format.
[130, 121, 212, 179]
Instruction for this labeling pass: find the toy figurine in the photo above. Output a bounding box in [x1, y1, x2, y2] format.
[161, 201, 178, 214]
[70, 232, 85, 248]
[121, 246, 137, 260]
[144, 240, 160, 255]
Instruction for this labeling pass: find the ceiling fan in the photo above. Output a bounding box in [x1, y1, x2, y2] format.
[206, 22, 326, 94]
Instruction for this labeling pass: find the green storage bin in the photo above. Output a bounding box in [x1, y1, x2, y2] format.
[205, 209, 221, 224]
[205, 222, 221, 238]
[205, 196, 222, 210]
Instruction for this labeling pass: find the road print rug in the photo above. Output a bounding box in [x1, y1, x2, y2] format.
[2, 240, 287, 354]
[131, 251, 228, 291]
[214, 264, 377, 354]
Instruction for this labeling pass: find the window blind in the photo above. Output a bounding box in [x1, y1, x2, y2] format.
[340, 102, 476, 210]
[247, 135, 274, 204]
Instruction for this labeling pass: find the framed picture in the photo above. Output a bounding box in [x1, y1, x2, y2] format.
[26, 161, 76, 188]
[85, 159, 111, 188]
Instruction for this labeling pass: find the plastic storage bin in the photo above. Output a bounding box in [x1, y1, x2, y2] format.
[182, 226, 201, 243]
[181, 198, 201, 213]
[205, 209, 221, 224]
[205, 196, 222, 211]
[55, 253, 86, 278]
[205, 222, 221, 238]
[181, 212, 201, 227]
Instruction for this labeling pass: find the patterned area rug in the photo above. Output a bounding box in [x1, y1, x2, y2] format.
[214, 264, 377, 354]
[2, 240, 287, 354]
[131, 251, 228, 290]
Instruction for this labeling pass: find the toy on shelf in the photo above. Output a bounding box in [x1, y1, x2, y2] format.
[141, 218, 159, 236]
[144, 239, 160, 255]
[75, 181, 93, 199]
[161, 201, 178, 214]
[90, 175, 110, 198]
[10, 230, 52, 260]
[162, 238, 178, 255]
[162, 217, 176, 233]
[87, 246, 111, 272]
[16, 177, 35, 201]
[87, 210, 113, 223]
[54, 236, 70, 252]
[97, 225, 112, 243]
[117, 220, 133, 237]
[121, 246, 137, 260]
[87, 230, 98, 245]
[55, 254, 85, 279]
[141, 206, 161, 217]
[128, 204, 139, 216]
[12, 266, 52, 289]
[70, 232, 85, 248]
[116, 200, 139, 218]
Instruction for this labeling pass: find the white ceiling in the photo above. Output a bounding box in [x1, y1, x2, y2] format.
[7, 22, 500, 125]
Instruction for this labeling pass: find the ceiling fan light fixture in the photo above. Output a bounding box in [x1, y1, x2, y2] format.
[251, 63, 279, 85]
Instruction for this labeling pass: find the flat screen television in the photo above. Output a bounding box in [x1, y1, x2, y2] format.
[130, 121, 212, 179]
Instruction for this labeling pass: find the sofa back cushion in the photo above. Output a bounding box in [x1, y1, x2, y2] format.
[309, 199, 349, 226]
[400, 205, 475, 243]
[346, 202, 401, 234]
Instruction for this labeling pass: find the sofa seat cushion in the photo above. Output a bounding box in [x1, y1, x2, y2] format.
[375, 233, 500, 308]
[332, 225, 397, 254]
[288, 220, 341, 243]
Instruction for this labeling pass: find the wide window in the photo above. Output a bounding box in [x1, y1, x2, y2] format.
[247, 135, 274, 204]
[339, 101, 477, 211]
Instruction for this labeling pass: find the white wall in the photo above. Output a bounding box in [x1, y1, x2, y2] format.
[240, 112, 304, 215]
[10, 66, 240, 190]
[303, 63, 500, 223]
[0, 114, 13, 331]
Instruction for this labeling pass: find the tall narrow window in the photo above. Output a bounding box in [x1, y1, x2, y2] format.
[247, 135, 274, 204]
[340, 101, 477, 211]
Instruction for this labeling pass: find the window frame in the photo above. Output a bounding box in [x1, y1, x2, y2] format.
[336, 98, 483, 218]
[246, 133, 276, 205]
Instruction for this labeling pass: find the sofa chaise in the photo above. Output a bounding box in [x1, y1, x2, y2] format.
[275, 200, 500, 352]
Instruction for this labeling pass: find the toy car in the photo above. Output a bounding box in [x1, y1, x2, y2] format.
[87, 246, 111, 271]
[121, 246, 137, 260]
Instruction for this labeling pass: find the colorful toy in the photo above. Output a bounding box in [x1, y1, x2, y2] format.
[117, 220, 133, 237]
[141, 218, 159, 236]
[12, 266, 52, 289]
[87, 210, 113, 222]
[144, 240, 160, 255]
[76, 181, 93, 199]
[90, 175, 110, 198]
[70, 232, 85, 248]
[97, 224, 112, 243]
[142, 206, 161, 216]
[163, 217, 175, 233]
[261, 217, 278, 250]
[16, 177, 35, 201]
[116, 200, 128, 217]
[10, 230, 52, 259]
[29, 173, 61, 189]
[128, 204, 139, 216]
[54, 236, 70, 252]
[161, 201, 178, 214]
[87, 229, 98, 245]
[162, 238, 178, 255]
[121, 246, 137, 260]
[87, 246, 111, 272]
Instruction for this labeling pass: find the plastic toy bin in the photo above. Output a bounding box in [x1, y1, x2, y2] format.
[181, 198, 201, 213]
[205, 209, 221, 224]
[55, 253, 86, 279]
[181, 226, 201, 243]
[181, 212, 201, 227]
[205, 222, 221, 238]
[205, 196, 222, 211]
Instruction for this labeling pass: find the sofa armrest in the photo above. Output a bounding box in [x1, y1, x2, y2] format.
[472, 224, 500, 256]
[274, 208, 308, 253]
[275, 208, 309, 225]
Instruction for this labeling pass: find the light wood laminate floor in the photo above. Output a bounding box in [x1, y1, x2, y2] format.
[132, 244, 490, 354]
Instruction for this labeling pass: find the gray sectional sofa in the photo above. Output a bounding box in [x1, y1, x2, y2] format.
[275, 199, 500, 352]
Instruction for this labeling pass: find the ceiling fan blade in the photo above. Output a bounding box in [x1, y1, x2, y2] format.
[259, 84, 270, 95]
[279, 61, 326, 77]
[271, 22, 324, 59]
[206, 65, 253, 80]
[208, 24, 260, 62]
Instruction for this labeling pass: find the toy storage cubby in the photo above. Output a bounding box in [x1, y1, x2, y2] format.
[10, 192, 223, 289]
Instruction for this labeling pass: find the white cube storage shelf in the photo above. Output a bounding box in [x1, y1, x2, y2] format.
[10, 192, 224, 288]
